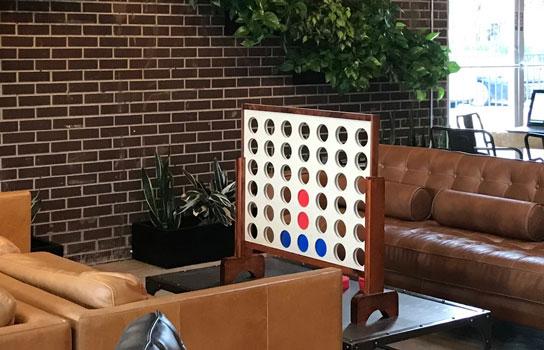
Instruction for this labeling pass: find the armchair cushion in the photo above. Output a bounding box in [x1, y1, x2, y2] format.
[0, 237, 20, 256]
[0, 252, 148, 309]
[385, 181, 433, 221]
[432, 189, 544, 241]
[0, 287, 15, 327]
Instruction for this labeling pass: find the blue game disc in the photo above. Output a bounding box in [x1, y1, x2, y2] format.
[315, 239, 327, 257]
[297, 234, 309, 252]
[280, 230, 291, 248]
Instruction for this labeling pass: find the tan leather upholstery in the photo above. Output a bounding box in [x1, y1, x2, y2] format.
[0, 191, 31, 253]
[0, 299, 71, 350]
[0, 287, 15, 326]
[433, 189, 544, 241]
[379, 145, 544, 329]
[0, 268, 341, 350]
[0, 236, 20, 256]
[385, 181, 432, 221]
[0, 252, 148, 309]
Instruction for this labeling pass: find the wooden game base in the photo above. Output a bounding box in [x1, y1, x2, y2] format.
[351, 290, 399, 325]
[220, 254, 266, 285]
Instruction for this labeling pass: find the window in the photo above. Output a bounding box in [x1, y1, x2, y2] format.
[448, 0, 544, 130]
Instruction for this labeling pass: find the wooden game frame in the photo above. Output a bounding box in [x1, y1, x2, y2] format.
[221, 104, 398, 324]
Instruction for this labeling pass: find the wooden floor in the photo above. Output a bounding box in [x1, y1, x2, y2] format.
[96, 259, 544, 349]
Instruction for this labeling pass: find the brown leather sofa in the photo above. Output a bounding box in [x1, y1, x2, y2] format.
[0, 298, 71, 350]
[0, 191, 342, 350]
[379, 144, 544, 329]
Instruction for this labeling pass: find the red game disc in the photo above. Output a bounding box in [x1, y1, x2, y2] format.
[298, 189, 309, 207]
[298, 212, 309, 229]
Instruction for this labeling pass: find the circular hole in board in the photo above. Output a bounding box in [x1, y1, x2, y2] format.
[249, 139, 258, 154]
[264, 184, 274, 200]
[336, 173, 347, 191]
[334, 243, 346, 261]
[317, 147, 328, 165]
[335, 197, 346, 214]
[354, 248, 365, 267]
[248, 202, 258, 218]
[355, 176, 366, 194]
[249, 118, 258, 133]
[316, 193, 328, 210]
[336, 150, 347, 167]
[336, 127, 348, 144]
[282, 121, 292, 137]
[316, 170, 328, 187]
[248, 160, 258, 176]
[299, 167, 309, 184]
[300, 123, 310, 140]
[317, 124, 329, 142]
[281, 165, 292, 181]
[281, 208, 291, 225]
[356, 152, 368, 171]
[281, 143, 292, 160]
[357, 128, 369, 147]
[264, 205, 274, 221]
[299, 145, 310, 162]
[355, 200, 366, 218]
[248, 223, 258, 239]
[264, 227, 274, 243]
[316, 216, 327, 233]
[354, 224, 365, 242]
[265, 119, 275, 135]
[265, 141, 275, 157]
[248, 181, 258, 196]
[265, 162, 274, 178]
[281, 187, 292, 203]
[335, 220, 346, 238]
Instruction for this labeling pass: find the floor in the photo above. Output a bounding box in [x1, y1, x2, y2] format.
[96, 259, 544, 349]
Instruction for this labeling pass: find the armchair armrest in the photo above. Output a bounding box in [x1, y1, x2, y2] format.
[0, 191, 31, 253]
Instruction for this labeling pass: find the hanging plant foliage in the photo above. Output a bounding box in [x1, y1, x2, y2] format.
[213, 0, 460, 100]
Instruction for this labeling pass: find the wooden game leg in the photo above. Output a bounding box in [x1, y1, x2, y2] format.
[351, 290, 399, 325]
[220, 254, 266, 285]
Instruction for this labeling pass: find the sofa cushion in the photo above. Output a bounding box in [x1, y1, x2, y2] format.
[432, 189, 544, 241]
[384, 217, 544, 305]
[0, 237, 20, 256]
[385, 181, 432, 221]
[0, 252, 148, 309]
[0, 287, 15, 327]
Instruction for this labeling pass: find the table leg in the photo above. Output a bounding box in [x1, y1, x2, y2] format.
[471, 314, 492, 350]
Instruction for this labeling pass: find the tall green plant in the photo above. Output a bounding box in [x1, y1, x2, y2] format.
[179, 159, 236, 226]
[141, 154, 183, 230]
[214, 0, 460, 99]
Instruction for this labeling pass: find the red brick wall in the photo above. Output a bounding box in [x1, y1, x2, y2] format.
[0, 0, 447, 264]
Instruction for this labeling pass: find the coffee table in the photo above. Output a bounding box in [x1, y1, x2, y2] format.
[146, 257, 491, 350]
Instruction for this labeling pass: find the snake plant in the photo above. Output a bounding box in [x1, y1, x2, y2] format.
[180, 159, 236, 227]
[141, 154, 183, 230]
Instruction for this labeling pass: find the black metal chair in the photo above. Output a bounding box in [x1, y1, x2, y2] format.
[456, 113, 495, 156]
[524, 132, 544, 162]
[430, 126, 523, 159]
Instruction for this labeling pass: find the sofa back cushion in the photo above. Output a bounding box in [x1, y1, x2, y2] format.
[0, 252, 148, 309]
[379, 144, 544, 203]
[432, 189, 544, 241]
[0, 287, 15, 327]
[385, 181, 432, 221]
[0, 237, 20, 256]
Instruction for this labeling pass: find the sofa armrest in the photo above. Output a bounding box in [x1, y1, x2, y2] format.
[0, 191, 31, 253]
[77, 268, 342, 350]
[0, 301, 71, 350]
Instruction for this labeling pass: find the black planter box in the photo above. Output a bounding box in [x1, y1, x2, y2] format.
[131, 221, 235, 269]
[31, 237, 64, 257]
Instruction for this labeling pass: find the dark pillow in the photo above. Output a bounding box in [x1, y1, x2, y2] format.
[385, 181, 433, 221]
[116, 311, 187, 350]
[432, 189, 544, 241]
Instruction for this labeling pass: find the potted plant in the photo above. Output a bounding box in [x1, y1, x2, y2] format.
[132, 154, 235, 268]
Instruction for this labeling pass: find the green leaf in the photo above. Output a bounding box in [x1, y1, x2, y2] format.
[234, 26, 249, 37]
[447, 61, 461, 73]
[436, 86, 445, 100]
[415, 90, 427, 101]
[425, 32, 439, 41]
